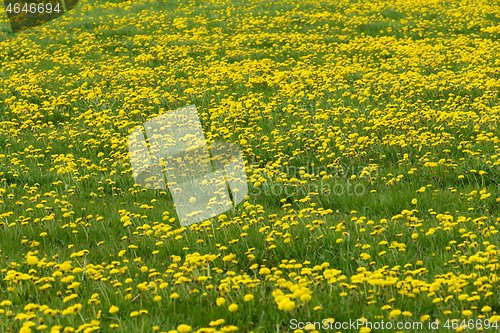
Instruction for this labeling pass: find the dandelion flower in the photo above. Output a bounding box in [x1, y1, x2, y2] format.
[177, 324, 192, 332]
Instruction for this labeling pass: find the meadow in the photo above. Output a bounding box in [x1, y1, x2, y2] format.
[1, 0, 500, 332]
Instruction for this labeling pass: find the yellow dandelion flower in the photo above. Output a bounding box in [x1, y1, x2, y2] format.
[26, 255, 39, 265]
[177, 324, 192, 332]
[259, 267, 271, 275]
[281, 301, 295, 311]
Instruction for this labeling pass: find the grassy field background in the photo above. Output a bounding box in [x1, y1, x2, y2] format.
[1, 0, 500, 332]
